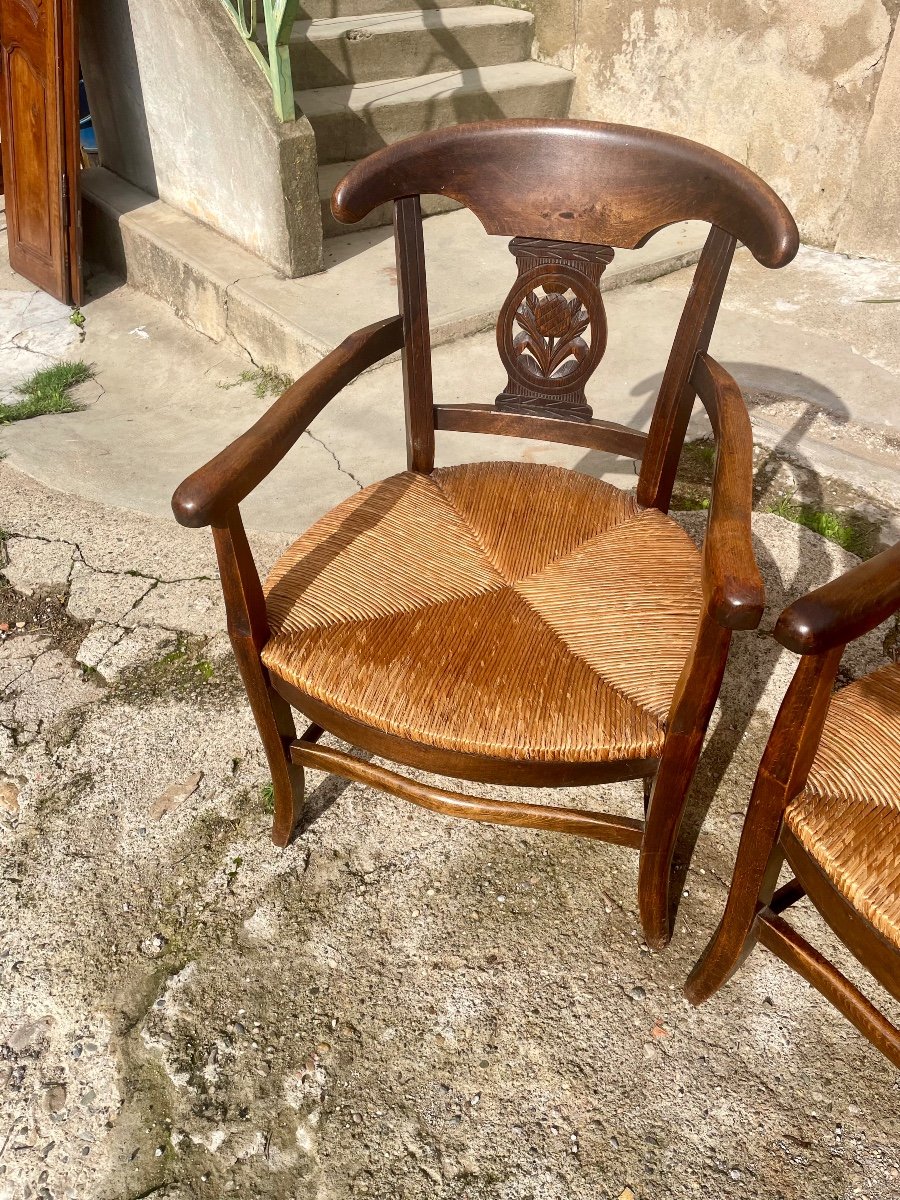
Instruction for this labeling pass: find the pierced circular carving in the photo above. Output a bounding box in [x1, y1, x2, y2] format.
[497, 265, 608, 397]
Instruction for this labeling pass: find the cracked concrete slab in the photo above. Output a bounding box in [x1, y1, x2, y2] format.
[0, 461, 899, 1200]
[121, 579, 227, 638]
[0, 285, 81, 403]
[0, 632, 103, 744]
[67, 561, 156, 624]
[1, 536, 76, 593]
[76, 623, 179, 684]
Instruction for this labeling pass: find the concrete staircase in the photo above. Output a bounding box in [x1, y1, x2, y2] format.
[80, 0, 708, 379]
[280, 1, 574, 236]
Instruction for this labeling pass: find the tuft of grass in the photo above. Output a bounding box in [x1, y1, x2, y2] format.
[767, 494, 870, 556]
[0, 361, 94, 424]
[69, 308, 86, 328]
[670, 493, 710, 512]
[219, 365, 291, 399]
[260, 781, 275, 814]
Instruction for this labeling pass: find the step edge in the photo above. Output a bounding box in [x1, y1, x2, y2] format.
[294, 6, 534, 39]
[296, 60, 576, 106]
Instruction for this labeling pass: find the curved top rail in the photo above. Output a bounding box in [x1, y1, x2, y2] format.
[332, 120, 799, 268]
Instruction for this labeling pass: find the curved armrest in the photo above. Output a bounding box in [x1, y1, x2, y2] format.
[172, 316, 404, 528]
[775, 541, 900, 655]
[691, 353, 765, 630]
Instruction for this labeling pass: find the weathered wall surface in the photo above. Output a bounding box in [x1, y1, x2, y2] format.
[837, 27, 900, 259]
[80, 0, 323, 278]
[539, 0, 897, 253]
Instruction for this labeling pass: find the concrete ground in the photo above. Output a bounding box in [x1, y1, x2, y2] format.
[0, 234, 899, 1199]
[0, 229, 898, 543]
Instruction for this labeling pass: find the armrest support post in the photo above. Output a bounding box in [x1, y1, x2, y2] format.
[691, 352, 765, 630]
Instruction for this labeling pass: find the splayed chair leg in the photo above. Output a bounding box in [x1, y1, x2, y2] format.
[686, 838, 784, 1003]
[213, 513, 305, 847]
[638, 615, 731, 949]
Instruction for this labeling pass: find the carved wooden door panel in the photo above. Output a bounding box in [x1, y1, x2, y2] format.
[0, 0, 81, 303]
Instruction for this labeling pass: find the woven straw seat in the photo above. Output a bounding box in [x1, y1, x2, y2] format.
[261, 461, 702, 765]
[785, 663, 900, 951]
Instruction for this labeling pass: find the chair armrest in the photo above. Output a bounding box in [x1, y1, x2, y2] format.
[171, 315, 404, 528]
[774, 541, 900, 655]
[691, 352, 765, 630]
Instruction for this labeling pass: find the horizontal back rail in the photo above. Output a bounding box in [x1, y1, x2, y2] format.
[434, 404, 647, 459]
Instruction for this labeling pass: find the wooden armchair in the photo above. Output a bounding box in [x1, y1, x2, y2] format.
[172, 120, 798, 949]
[686, 543, 900, 1065]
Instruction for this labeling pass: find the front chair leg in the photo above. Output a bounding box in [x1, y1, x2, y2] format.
[638, 615, 732, 949]
[686, 646, 845, 999]
[685, 834, 784, 1004]
[213, 515, 305, 847]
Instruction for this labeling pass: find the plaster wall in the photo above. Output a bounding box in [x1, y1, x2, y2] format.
[80, 0, 323, 278]
[837, 27, 900, 260]
[534, 0, 898, 253]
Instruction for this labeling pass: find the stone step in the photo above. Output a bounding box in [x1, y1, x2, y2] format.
[318, 160, 461, 236]
[296, 0, 474, 19]
[297, 61, 574, 164]
[82, 167, 707, 382]
[288, 7, 533, 89]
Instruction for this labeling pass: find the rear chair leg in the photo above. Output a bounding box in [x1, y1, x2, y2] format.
[638, 615, 732, 949]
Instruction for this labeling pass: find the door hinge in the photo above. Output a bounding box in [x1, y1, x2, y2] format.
[60, 171, 69, 213]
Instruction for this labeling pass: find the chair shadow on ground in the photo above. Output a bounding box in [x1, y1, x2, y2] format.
[299, 747, 374, 833]
[577, 364, 859, 920]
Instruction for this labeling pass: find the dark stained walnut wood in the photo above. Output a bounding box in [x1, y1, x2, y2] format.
[332, 120, 799, 268]
[687, 551, 900, 1069]
[433, 404, 647, 460]
[639, 611, 732, 948]
[495, 237, 614, 422]
[774, 541, 900, 655]
[394, 195, 434, 472]
[757, 912, 900, 1069]
[213, 511, 305, 847]
[638, 226, 736, 513]
[692, 353, 765, 629]
[292, 740, 646, 846]
[174, 118, 799, 945]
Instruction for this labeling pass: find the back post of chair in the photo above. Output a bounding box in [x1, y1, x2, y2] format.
[637, 225, 737, 513]
[394, 195, 435, 473]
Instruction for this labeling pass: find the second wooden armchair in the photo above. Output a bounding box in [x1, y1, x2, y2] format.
[173, 119, 799, 949]
[687, 543, 900, 1066]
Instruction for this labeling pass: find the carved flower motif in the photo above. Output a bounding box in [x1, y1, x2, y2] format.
[533, 294, 571, 338]
[513, 289, 591, 381]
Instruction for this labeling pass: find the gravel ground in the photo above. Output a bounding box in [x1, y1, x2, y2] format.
[1, 462, 899, 1200]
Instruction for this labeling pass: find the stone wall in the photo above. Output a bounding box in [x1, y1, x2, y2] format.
[532, 0, 900, 258]
[80, 0, 323, 278]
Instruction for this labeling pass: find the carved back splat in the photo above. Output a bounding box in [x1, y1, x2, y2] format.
[495, 238, 615, 423]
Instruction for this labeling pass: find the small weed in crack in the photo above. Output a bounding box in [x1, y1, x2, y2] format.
[219, 365, 291, 399]
[0, 361, 95, 423]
